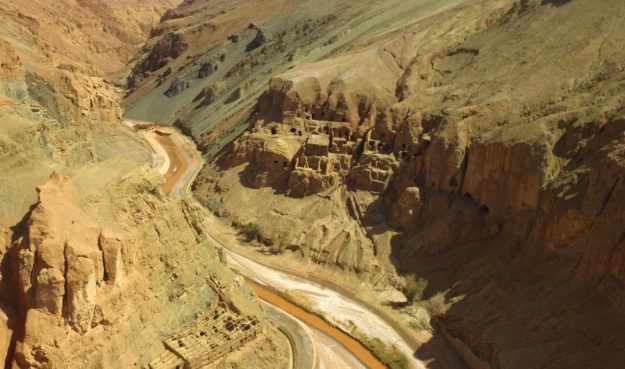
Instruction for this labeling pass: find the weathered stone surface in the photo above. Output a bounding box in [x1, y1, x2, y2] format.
[34, 268, 65, 315]
[65, 256, 97, 334]
[198, 62, 214, 78]
[193, 1, 625, 368]
[99, 230, 125, 285]
[164, 77, 188, 97]
[0, 38, 22, 75]
[0, 307, 15, 367]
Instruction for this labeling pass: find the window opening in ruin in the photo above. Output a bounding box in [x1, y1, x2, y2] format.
[283, 162, 287, 168]
[480, 204, 490, 214]
[402, 143, 406, 149]
[290, 128, 296, 133]
[271, 128, 277, 135]
[273, 160, 278, 164]
[298, 130, 302, 136]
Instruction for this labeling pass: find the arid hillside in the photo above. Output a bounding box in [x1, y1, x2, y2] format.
[0, 1, 288, 368]
[0, 0, 179, 226]
[1, 0, 624, 368]
[124, 0, 625, 368]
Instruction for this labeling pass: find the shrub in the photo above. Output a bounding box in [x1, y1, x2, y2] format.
[358, 336, 409, 369]
[427, 293, 448, 316]
[269, 231, 290, 254]
[239, 223, 260, 241]
[403, 274, 428, 303]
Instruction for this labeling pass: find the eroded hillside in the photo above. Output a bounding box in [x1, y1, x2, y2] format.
[124, 0, 625, 368]
[0, 1, 288, 368]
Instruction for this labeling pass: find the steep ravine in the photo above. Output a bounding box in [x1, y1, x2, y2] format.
[132, 1, 625, 369]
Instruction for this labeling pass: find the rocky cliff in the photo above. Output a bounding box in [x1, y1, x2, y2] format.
[188, 0, 625, 368]
[0, 0, 179, 226]
[0, 1, 288, 367]
[3, 165, 283, 368]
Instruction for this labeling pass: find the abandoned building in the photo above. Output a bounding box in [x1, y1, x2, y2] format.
[149, 302, 262, 369]
[304, 134, 330, 156]
[253, 113, 402, 195]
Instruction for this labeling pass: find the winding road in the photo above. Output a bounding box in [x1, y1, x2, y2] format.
[131, 121, 452, 369]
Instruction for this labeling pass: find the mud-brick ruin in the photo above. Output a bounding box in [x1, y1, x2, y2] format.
[150, 276, 263, 369]
[230, 110, 405, 197]
[149, 302, 262, 369]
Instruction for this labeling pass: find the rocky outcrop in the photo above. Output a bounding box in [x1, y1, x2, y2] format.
[99, 230, 126, 285]
[128, 32, 187, 90]
[220, 48, 403, 196]
[6, 164, 281, 368]
[198, 62, 215, 78]
[13, 171, 130, 336]
[245, 25, 266, 52]
[164, 77, 188, 97]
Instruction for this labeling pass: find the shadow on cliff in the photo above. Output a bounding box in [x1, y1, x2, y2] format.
[2, 203, 37, 369]
[388, 231, 511, 369]
[388, 225, 625, 369]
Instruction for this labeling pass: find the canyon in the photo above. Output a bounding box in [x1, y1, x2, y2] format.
[0, 0, 624, 368]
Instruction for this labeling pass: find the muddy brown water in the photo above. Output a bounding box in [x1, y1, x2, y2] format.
[246, 279, 388, 369]
[154, 134, 187, 195]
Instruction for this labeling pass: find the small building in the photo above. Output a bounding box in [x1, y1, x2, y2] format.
[305, 134, 330, 156]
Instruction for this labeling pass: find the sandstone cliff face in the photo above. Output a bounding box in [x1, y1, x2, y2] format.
[6, 165, 277, 368]
[0, 1, 288, 368]
[194, 0, 625, 367]
[13, 172, 129, 334]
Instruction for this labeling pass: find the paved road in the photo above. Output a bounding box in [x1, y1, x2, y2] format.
[262, 302, 316, 369]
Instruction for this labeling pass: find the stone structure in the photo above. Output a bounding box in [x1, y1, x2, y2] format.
[232, 113, 399, 196]
[149, 303, 262, 369]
